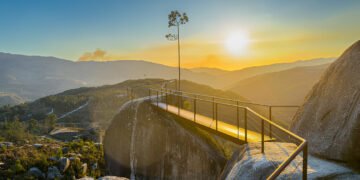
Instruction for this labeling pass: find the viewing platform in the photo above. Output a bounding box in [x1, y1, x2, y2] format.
[153, 102, 274, 143]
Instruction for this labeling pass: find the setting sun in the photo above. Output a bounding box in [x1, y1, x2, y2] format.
[225, 31, 250, 56]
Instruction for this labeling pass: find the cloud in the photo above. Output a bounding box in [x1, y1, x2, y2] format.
[78, 49, 109, 61]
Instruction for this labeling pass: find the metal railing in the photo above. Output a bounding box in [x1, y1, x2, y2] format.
[150, 88, 299, 141]
[148, 88, 307, 180]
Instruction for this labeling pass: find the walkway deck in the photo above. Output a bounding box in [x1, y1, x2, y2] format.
[153, 102, 274, 143]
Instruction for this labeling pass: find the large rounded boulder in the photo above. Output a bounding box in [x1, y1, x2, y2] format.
[291, 40, 360, 162]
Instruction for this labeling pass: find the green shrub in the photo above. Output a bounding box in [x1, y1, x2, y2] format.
[12, 160, 25, 174]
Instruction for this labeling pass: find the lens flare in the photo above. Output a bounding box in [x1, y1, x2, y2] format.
[225, 31, 250, 56]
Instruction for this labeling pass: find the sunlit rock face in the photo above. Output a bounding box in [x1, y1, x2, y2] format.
[223, 142, 360, 179]
[104, 99, 226, 179]
[291, 40, 360, 162]
[223, 142, 304, 179]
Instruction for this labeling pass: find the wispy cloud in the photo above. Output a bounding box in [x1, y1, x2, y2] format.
[78, 49, 110, 61]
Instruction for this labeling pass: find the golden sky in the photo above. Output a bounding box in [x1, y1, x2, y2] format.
[2, 1, 359, 70]
[77, 30, 355, 70]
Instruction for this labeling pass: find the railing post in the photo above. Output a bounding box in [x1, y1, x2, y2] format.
[194, 98, 196, 122]
[244, 108, 247, 143]
[303, 142, 308, 180]
[160, 89, 162, 103]
[178, 94, 182, 115]
[156, 91, 159, 107]
[237, 101, 240, 139]
[269, 106, 272, 139]
[165, 91, 168, 111]
[215, 103, 218, 131]
[261, 119, 264, 153]
[212, 97, 215, 121]
[130, 88, 133, 101]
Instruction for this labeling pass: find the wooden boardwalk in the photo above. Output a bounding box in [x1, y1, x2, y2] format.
[154, 102, 273, 143]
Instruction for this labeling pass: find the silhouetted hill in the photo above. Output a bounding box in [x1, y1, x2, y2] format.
[228, 64, 330, 105]
[0, 52, 334, 106]
[0, 92, 25, 106]
[0, 79, 245, 130]
[190, 67, 229, 76]
[0, 52, 213, 102]
[214, 58, 334, 89]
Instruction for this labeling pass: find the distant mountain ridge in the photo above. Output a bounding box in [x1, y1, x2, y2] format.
[0, 52, 335, 105]
[0, 52, 215, 102]
[0, 92, 25, 106]
[215, 58, 335, 89]
[190, 67, 229, 76]
[229, 64, 331, 105]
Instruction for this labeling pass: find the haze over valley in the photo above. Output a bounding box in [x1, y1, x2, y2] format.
[0, 52, 334, 106]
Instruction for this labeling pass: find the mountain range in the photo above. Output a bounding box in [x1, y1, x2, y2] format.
[0, 52, 335, 106]
[229, 64, 330, 105]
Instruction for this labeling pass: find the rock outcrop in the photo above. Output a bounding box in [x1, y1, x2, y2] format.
[291, 40, 360, 162]
[28, 167, 45, 179]
[224, 142, 301, 179]
[223, 142, 360, 179]
[104, 98, 228, 179]
[59, 157, 70, 172]
[47, 166, 62, 179]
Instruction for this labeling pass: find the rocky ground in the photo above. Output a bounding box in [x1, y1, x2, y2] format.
[223, 142, 360, 179]
[0, 139, 106, 179]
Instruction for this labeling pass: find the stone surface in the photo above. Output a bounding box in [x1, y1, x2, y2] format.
[224, 142, 360, 179]
[97, 176, 129, 180]
[28, 167, 45, 179]
[291, 40, 360, 162]
[224, 142, 300, 179]
[59, 157, 70, 172]
[78, 177, 94, 180]
[62, 147, 69, 154]
[47, 166, 62, 179]
[48, 156, 58, 162]
[0, 142, 13, 147]
[104, 98, 228, 179]
[33, 143, 43, 148]
[81, 163, 88, 177]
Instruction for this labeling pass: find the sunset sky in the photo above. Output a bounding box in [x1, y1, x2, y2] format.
[0, 0, 359, 70]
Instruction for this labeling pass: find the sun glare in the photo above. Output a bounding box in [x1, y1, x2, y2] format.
[225, 31, 250, 56]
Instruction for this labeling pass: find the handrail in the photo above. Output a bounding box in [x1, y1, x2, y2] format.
[148, 88, 307, 180]
[156, 88, 300, 108]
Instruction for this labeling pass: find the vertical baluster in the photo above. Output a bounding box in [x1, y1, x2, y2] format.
[261, 119, 264, 153]
[212, 97, 215, 121]
[215, 103, 218, 131]
[130, 88, 133, 101]
[156, 91, 159, 107]
[244, 108, 247, 143]
[166, 91, 168, 111]
[178, 94, 181, 115]
[303, 142, 308, 180]
[269, 106, 272, 139]
[194, 97, 196, 122]
[237, 101, 240, 139]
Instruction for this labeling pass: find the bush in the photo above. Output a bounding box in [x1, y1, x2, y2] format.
[12, 160, 25, 174]
[0, 117, 31, 143]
